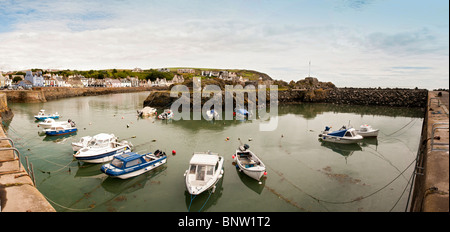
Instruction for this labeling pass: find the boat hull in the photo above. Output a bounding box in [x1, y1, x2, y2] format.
[320, 135, 362, 144]
[102, 156, 167, 179]
[35, 115, 60, 121]
[45, 128, 77, 136]
[74, 146, 132, 163]
[356, 130, 379, 137]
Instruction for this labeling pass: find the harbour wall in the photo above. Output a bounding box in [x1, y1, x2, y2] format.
[144, 87, 428, 109]
[3, 86, 153, 103]
[0, 92, 55, 212]
[409, 91, 449, 212]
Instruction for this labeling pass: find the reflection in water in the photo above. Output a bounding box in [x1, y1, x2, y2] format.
[185, 177, 224, 212]
[319, 141, 362, 161]
[235, 165, 266, 195]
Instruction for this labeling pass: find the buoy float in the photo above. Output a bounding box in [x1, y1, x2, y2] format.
[172, 150, 176, 155]
[263, 171, 267, 176]
[232, 155, 235, 159]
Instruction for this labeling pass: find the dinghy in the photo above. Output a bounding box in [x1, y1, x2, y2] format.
[184, 152, 224, 195]
[205, 109, 219, 120]
[101, 150, 167, 179]
[233, 144, 266, 181]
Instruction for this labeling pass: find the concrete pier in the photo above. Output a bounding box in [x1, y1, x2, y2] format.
[410, 91, 449, 212]
[0, 128, 55, 212]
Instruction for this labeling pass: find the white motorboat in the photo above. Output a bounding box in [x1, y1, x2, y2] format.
[319, 126, 363, 144]
[158, 109, 174, 120]
[73, 133, 133, 163]
[34, 109, 60, 120]
[356, 124, 379, 137]
[184, 152, 224, 195]
[205, 109, 219, 120]
[44, 120, 77, 136]
[71, 135, 93, 151]
[101, 150, 167, 179]
[233, 144, 266, 181]
[38, 118, 68, 129]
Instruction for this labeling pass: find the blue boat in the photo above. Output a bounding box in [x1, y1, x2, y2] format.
[44, 120, 77, 136]
[101, 150, 167, 179]
[34, 109, 60, 120]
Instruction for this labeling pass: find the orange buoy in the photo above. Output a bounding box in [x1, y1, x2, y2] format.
[264, 171, 267, 176]
[172, 150, 176, 155]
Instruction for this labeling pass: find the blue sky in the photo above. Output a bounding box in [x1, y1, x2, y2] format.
[0, 0, 448, 89]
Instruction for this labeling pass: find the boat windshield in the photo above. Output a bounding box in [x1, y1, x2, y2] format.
[196, 165, 206, 181]
[111, 158, 123, 168]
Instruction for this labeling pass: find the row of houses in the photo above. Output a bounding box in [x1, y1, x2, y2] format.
[0, 71, 185, 89]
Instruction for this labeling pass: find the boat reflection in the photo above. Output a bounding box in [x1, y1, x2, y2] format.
[235, 165, 266, 195]
[319, 140, 362, 162]
[101, 165, 167, 194]
[185, 177, 224, 212]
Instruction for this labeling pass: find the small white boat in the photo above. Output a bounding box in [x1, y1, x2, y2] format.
[184, 152, 224, 195]
[34, 109, 60, 120]
[137, 106, 157, 117]
[319, 126, 363, 144]
[71, 135, 93, 151]
[44, 120, 77, 136]
[233, 144, 266, 181]
[38, 118, 68, 129]
[73, 133, 133, 163]
[158, 109, 174, 120]
[205, 109, 219, 120]
[101, 150, 167, 179]
[356, 124, 379, 137]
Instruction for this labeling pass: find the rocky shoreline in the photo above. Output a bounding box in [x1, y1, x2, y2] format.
[143, 78, 428, 109]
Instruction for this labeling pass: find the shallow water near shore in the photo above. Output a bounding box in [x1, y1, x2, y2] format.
[3, 91, 424, 212]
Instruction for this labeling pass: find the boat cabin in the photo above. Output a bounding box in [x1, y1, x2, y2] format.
[110, 152, 162, 169]
[87, 133, 116, 148]
[188, 154, 220, 183]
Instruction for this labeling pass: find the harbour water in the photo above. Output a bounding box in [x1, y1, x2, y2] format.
[3, 92, 424, 212]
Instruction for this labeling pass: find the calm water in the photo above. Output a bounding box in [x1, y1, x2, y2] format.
[4, 92, 424, 212]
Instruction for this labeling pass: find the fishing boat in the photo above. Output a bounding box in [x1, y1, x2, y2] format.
[233, 144, 266, 181]
[319, 126, 363, 144]
[158, 109, 174, 120]
[355, 124, 379, 137]
[44, 120, 77, 136]
[205, 109, 219, 120]
[38, 118, 68, 129]
[34, 109, 60, 120]
[101, 150, 167, 179]
[184, 152, 224, 195]
[73, 133, 133, 163]
[71, 135, 93, 151]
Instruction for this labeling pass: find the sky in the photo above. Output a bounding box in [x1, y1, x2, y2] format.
[0, 0, 448, 89]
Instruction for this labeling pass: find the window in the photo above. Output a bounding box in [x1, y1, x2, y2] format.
[189, 165, 196, 174]
[206, 165, 214, 175]
[111, 159, 124, 168]
[196, 165, 206, 181]
[125, 158, 142, 168]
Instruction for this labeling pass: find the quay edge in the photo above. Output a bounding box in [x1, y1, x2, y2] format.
[0, 93, 55, 212]
[409, 91, 449, 212]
